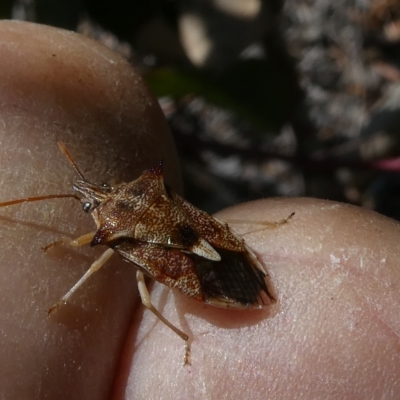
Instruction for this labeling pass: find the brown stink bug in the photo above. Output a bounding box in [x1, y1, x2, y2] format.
[0, 142, 293, 364]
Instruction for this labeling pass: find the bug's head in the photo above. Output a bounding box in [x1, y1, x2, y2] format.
[72, 180, 111, 214]
[57, 142, 113, 214]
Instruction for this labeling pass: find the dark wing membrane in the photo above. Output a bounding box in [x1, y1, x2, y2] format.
[195, 248, 275, 308]
[113, 239, 275, 309]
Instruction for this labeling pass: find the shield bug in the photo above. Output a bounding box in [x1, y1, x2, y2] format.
[0, 142, 293, 364]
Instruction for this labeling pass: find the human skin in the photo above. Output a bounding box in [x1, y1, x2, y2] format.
[0, 21, 399, 400]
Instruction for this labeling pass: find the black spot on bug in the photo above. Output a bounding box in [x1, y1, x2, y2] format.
[116, 200, 132, 210]
[127, 184, 145, 198]
[178, 224, 199, 247]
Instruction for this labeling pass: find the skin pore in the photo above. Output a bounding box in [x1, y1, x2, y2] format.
[0, 21, 399, 400]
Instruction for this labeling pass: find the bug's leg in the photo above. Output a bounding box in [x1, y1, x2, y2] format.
[136, 270, 190, 365]
[42, 231, 96, 251]
[224, 212, 295, 228]
[48, 247, 115, 314]
[264, 211, 295, 227]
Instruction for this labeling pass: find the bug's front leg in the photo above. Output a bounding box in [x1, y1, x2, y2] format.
[42, 231, 96, 251]
[136, 270, 191, 365]
[48, 247, 115, 314]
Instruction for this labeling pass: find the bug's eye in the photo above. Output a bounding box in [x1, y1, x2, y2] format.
[101, 182, 111, 191]
[83, 202, 92, 213]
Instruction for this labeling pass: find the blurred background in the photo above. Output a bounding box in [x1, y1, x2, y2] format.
[2, 0, 400, 218]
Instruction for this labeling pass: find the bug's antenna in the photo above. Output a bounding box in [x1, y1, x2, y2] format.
[57, 141, 87, 181]
[0, 142, 81, 209]
[0, 194, 76, 208]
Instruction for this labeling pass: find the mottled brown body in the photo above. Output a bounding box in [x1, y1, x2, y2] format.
[75, 160, 275, 308]
[0, 143, 280, 363]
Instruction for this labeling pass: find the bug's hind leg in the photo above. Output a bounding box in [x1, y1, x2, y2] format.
[136, 270, 190, 365]
[48, 247, 115, 314]
[224, 212, 295, 228]
[42, 231, 96, 251]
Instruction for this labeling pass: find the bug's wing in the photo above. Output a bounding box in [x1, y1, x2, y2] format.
[171, 193, 276, 305]
[196, 247, 275, 308]
[114, 241, 205, 301]
[172, 193, 247, 252]
[114, 241, 275, 308]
